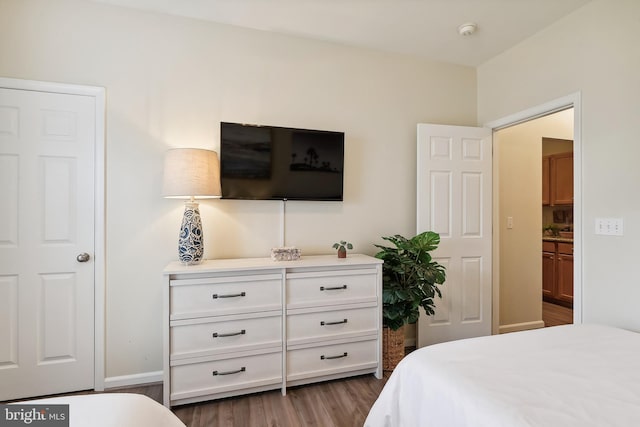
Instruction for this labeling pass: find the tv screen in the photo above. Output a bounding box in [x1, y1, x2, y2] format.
[220, 122, 344, 201]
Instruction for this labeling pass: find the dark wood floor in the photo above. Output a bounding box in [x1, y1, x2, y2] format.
[542, 301, 573, 327]
[170, 374, 387, 427]
[24, 374, 388, 427]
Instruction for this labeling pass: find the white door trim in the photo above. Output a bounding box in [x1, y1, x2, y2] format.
[484, 92, 582, 332]
[0, 77, 106, 390]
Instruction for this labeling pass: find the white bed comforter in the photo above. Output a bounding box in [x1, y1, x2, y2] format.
[365, 324, 640, 427]
[19, 393, 185, 427]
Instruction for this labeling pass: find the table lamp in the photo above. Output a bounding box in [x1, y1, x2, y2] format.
[162, 148, 221, 264]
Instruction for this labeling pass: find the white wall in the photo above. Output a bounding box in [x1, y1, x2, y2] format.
[479, 0, 640, 330]
[495, 110, 573, 331]
[0, 0, 476, 379]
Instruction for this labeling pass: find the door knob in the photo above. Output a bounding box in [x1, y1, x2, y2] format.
[76, 253, 91, 263]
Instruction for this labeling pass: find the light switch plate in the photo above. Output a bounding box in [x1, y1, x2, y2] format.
[595, 218, 623, 236]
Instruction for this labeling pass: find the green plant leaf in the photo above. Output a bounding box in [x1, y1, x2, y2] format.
[375, 231, 446, 330]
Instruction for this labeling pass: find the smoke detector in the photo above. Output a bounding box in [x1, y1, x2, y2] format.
[458, 22, 477, 36]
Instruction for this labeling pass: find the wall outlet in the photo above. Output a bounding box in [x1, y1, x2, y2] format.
[507, 216, 513, 229]
[595, 218, 623, 236]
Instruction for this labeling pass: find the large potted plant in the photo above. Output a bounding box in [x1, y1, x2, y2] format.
[374, 231, 446, 371]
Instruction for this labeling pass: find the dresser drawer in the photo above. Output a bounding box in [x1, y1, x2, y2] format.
[287, 339, 377, 381]
[170, 351, 282, 401]
[170, 274, 282, 320]
[286, 269, 377, 309]
[171, 314, 282, 360]
[287, 306, 377, 346]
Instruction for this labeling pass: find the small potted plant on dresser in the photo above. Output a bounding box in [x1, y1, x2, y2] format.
[333, 240, 353, 258]
[374, 231, 446, 371]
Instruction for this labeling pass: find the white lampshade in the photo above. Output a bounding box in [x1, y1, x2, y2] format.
[162, 148, 221, 199]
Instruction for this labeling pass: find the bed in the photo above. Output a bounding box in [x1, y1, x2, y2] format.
[16, 393, 185, 427]
[365, 324, 640, 427]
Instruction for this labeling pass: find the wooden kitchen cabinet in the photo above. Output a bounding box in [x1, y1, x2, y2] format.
[551, 153, 573, 205]
[542, 156, 550, 206]
[556, 243, 574, 304]
[542, 152, 573, 206]
[542, 241, 555, 298]
[542, 240, 573, 307]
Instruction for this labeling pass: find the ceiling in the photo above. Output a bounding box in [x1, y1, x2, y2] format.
[91, 0, 592, 67]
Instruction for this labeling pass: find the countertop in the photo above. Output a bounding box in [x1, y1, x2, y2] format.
[542, 236, 574, 243]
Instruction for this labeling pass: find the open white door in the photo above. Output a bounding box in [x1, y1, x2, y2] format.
[417, 124, 492, 347]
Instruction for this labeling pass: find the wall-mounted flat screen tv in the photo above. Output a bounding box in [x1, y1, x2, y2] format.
[220, 122, 344, 201]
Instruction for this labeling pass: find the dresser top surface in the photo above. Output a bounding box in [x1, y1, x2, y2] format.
[164, 254, 382, 275]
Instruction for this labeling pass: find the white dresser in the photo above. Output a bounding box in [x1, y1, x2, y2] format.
[163, 254, 383, 407]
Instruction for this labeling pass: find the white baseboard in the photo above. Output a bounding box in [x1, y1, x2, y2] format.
[499, 320, 545, 334]
[104, 371, 163, 389]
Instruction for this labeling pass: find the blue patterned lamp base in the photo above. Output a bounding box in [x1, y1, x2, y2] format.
[178, 202, 204, 265]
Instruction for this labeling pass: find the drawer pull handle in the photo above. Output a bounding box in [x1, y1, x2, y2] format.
[320, 285, 347, 291]
[321, 319, 348, 326]
[321, 352, 348, 360]
[212, 291, 246, 299]
[213, 329, 246, 338]
[212, 367, 246, 376]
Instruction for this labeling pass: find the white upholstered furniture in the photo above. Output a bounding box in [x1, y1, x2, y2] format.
[18, 394, 185, 427]
[163, 254, 382, 407]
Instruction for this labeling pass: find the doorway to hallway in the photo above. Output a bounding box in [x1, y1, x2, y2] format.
[492, 107, 576, 333]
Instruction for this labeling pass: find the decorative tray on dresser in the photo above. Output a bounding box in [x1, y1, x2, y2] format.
[162, 254, 383, 407]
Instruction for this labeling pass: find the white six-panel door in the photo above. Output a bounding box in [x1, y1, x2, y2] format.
[0, 87, 95, 400]
[417, 124, 492, 347]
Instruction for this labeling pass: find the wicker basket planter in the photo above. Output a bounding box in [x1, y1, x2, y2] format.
[383, 325, 405, 372]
